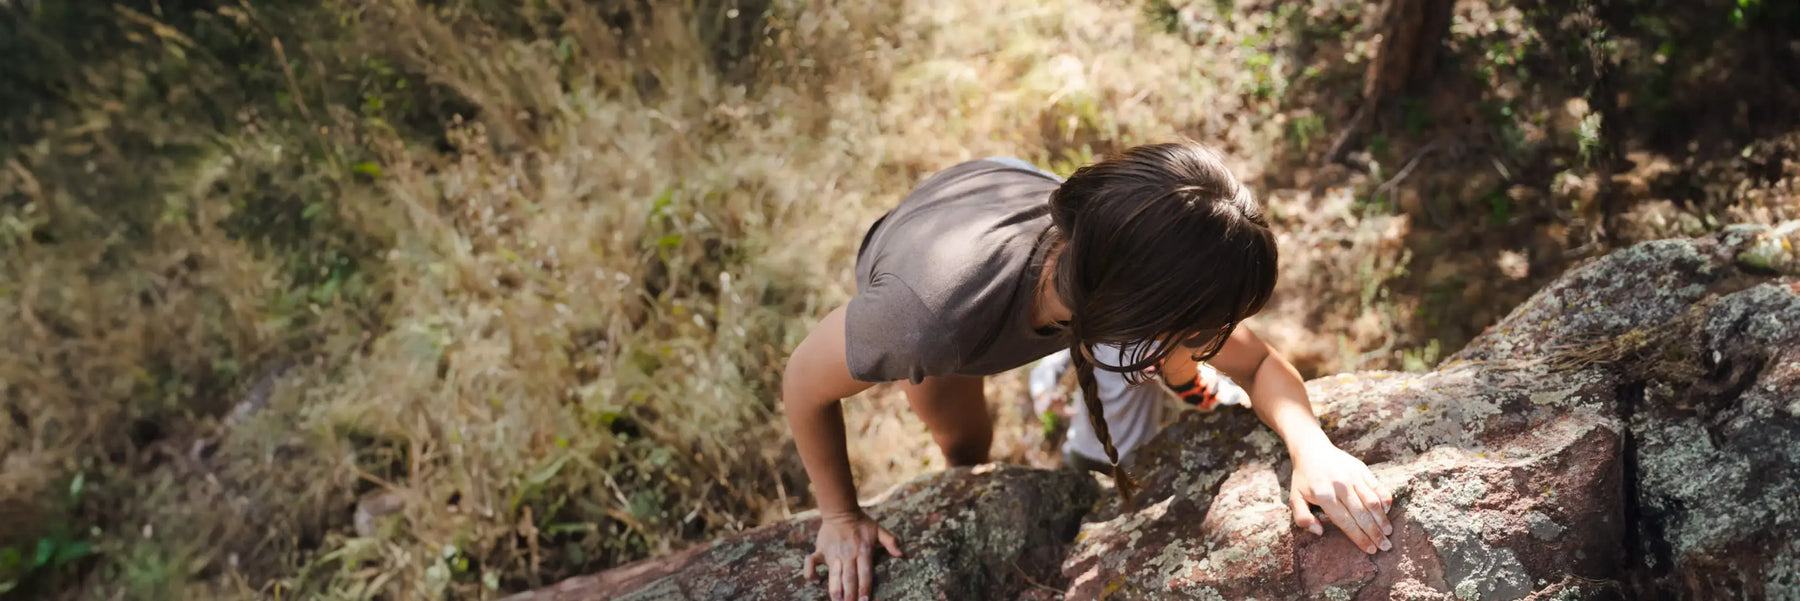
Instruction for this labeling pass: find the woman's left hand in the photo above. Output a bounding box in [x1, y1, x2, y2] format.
[1287, 442, 1394, 554]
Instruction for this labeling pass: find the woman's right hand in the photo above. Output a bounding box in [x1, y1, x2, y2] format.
[805, 510, 903, 601]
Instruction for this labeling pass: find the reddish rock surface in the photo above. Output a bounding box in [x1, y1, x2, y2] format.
[516, 224, 1800, 601]
[1455, 223, 1800, 600]
[1064, 362, 1627, 601]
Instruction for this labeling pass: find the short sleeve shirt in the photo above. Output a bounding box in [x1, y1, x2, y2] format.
[844, 159, 1070, 383]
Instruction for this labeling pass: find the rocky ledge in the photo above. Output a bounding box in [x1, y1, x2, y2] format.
[509, 223, 1800, 601]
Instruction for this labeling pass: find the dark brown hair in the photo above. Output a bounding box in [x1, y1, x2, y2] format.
[1047, 141, 1278, 499]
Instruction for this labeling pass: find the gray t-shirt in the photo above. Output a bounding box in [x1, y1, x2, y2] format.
[845, 159, 1069, 383]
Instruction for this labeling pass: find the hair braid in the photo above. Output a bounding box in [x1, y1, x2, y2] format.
[1071, 345, 1140, 502]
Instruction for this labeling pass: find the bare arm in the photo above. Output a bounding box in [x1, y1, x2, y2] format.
[782, 305, 875, 518]
[1205, 327, 1330, 453]
[783, 305, 901, 601]
[1204, 327, 1396, 555]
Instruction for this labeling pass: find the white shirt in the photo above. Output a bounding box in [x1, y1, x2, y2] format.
[1030, 345, 1247, 463]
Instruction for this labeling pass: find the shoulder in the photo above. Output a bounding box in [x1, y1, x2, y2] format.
[861, 163, 1057, 315]
[843, 274, 961, 382]
[841, 160, 1059, 382]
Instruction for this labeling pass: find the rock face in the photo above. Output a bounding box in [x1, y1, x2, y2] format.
[1451, 225, 1800, 600]
[517, 223, 1800, 601]
[504, 465, 1100, 601]
[1066, 360, 1627, 600]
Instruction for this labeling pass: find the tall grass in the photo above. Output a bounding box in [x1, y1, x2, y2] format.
[1, 1, 908, 597]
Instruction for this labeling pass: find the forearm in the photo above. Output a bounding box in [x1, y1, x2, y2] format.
[784, 391, 862, 517]
[1246, 355, 1331, 454]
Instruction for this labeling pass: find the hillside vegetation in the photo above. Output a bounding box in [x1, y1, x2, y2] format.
[1, 0, 1793, 598]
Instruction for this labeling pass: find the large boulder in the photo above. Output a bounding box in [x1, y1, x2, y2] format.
[502, 464, 1100, 601]
[514, 223, 1800, 601]
[1457, 223, 1800, 599]
[1064, 361, 1627, 601]
[1625, 281, 1800, 599]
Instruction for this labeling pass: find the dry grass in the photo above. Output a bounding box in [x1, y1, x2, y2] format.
[2, 0, 1794, 599]
[4, 1, 899, 596]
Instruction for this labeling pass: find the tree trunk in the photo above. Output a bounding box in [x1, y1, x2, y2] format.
[1326, 0, 1455, 163]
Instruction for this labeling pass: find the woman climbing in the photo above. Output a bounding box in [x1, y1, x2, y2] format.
[780, 142, 1394, 601]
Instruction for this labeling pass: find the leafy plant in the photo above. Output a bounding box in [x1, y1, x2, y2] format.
[0, 475, 95, 594]
[1730, 0, 1763, 29]
[1577, 112, 1603, 167]
[1287, 113, 1326, 151]
[1246, 50, 1279, 100]
[1049, 145, 1098, 179]
[1142, 0, 1182, 35]
[1401, 339, 1443, 371]
[1487, 190, 1514, 226]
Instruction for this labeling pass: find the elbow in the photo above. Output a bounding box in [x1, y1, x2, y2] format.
[780, 356, 841, 415]
[1246, 354, 1272, 385]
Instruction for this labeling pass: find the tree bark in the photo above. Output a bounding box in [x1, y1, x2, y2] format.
[1326, 0, 1455, 163]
